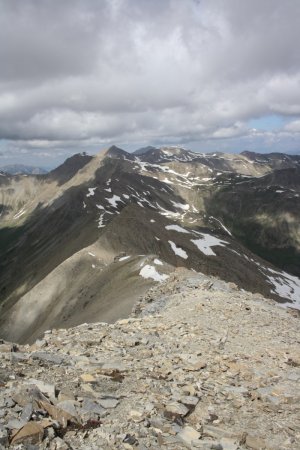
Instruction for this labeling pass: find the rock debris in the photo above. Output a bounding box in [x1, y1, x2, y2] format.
[0, 269, 299, 449]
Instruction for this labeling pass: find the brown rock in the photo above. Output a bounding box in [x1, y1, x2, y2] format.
[11, 422, 44, 445]
[37, 400, 79, 427]
[246, 434, 266, 449]
[80, 373, 96, 383]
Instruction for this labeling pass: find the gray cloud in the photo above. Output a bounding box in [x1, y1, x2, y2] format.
[0, 0, 300, 162]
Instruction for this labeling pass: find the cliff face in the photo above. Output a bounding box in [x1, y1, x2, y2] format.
[0, 269, 299, 449]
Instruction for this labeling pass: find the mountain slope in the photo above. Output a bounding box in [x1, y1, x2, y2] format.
[205, 167, 300, 275]
[0, 146, 299, 343]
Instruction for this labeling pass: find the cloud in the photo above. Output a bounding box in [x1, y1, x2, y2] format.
[284, 119, 300, 133]
[0, 0, 299, 160]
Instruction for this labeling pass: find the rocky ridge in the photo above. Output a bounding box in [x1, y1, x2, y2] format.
[0, 269, 299, 449]
[1, 146, 300, 345]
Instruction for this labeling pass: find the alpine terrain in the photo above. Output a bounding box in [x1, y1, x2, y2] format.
[0, 146, 299, 344]
[0, 146, 300, 449]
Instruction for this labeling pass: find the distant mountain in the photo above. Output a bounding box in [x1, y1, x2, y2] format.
[0, 164, 48, 175]
[0, 145, 299, 343]
[133, 145, 158, 155]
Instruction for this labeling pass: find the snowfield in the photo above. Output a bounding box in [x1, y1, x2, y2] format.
[165, 224, 190, 233]
[191, 234, 228, 256]
[265, 268, 300, 309]
[168, 241, 188, 259]
[86, 187, 97, 197]
[139, 265, 169, 282]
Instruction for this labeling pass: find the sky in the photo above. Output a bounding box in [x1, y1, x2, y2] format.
[0, 0, 300, 168]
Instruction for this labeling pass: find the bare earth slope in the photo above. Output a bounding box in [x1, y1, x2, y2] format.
[0, 269, 299, 449]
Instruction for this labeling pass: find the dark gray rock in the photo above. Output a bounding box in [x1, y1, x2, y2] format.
[81, 398, 107, 418]
[31, 352, 67, 365]
[20, 403, 33, 422]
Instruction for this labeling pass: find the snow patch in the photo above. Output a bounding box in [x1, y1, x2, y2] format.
[262, 268, 300, 308]
[139, 265, 169, 282]
[98, 214, 105, 228]
[87, 187, 97, 197]
[168, 241, 188, 259]
[191, 234, 228, 256]
[165, 224, 190, 234]
[209, 216, 232, 236]
[154, 258, 163, 265]
[119, 256, 130, 262]
[106, 195, 124, 208]
[13, 208, 26, 220]
[171, 201, 190, 210]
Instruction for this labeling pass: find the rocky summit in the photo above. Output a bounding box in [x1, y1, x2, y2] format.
[0, 269, 299, 449]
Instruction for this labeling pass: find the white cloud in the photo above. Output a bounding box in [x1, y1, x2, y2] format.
[284, 119, 300, 133]
[0, 0, 299, 161]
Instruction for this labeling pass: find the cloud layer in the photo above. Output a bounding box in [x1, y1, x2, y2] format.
[1, 0, 300, 164]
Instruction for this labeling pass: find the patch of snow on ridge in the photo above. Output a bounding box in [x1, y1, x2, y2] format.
[98, 214, 105, 228]
[119, 256, 130, 262]
[13, 208, 26, 220]
[106, 195, 124, 208]
[168, 241, 188, 259]
[191, 233, 228, 256]
[209, 216, 232, 236]
[87, 187, 97, 197]
[165, 224, 190, 234]
[154, 258, 163, 265]
[262, 268, 300, 309]
[171, 201, 190, 210]
[156, 203, 181, 218]
[139, 265, 169, 282]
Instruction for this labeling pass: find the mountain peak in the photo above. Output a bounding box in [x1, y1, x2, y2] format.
[133, 145, 158, 156]
[48, 152, 93, 185]
[105, 145, 129, 158]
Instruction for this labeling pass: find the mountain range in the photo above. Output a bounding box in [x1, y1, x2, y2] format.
[0, 146, 299, 343]
[0, 164, 48, 175]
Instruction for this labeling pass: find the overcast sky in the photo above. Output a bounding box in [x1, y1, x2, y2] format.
[1, 0, 300, 167]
